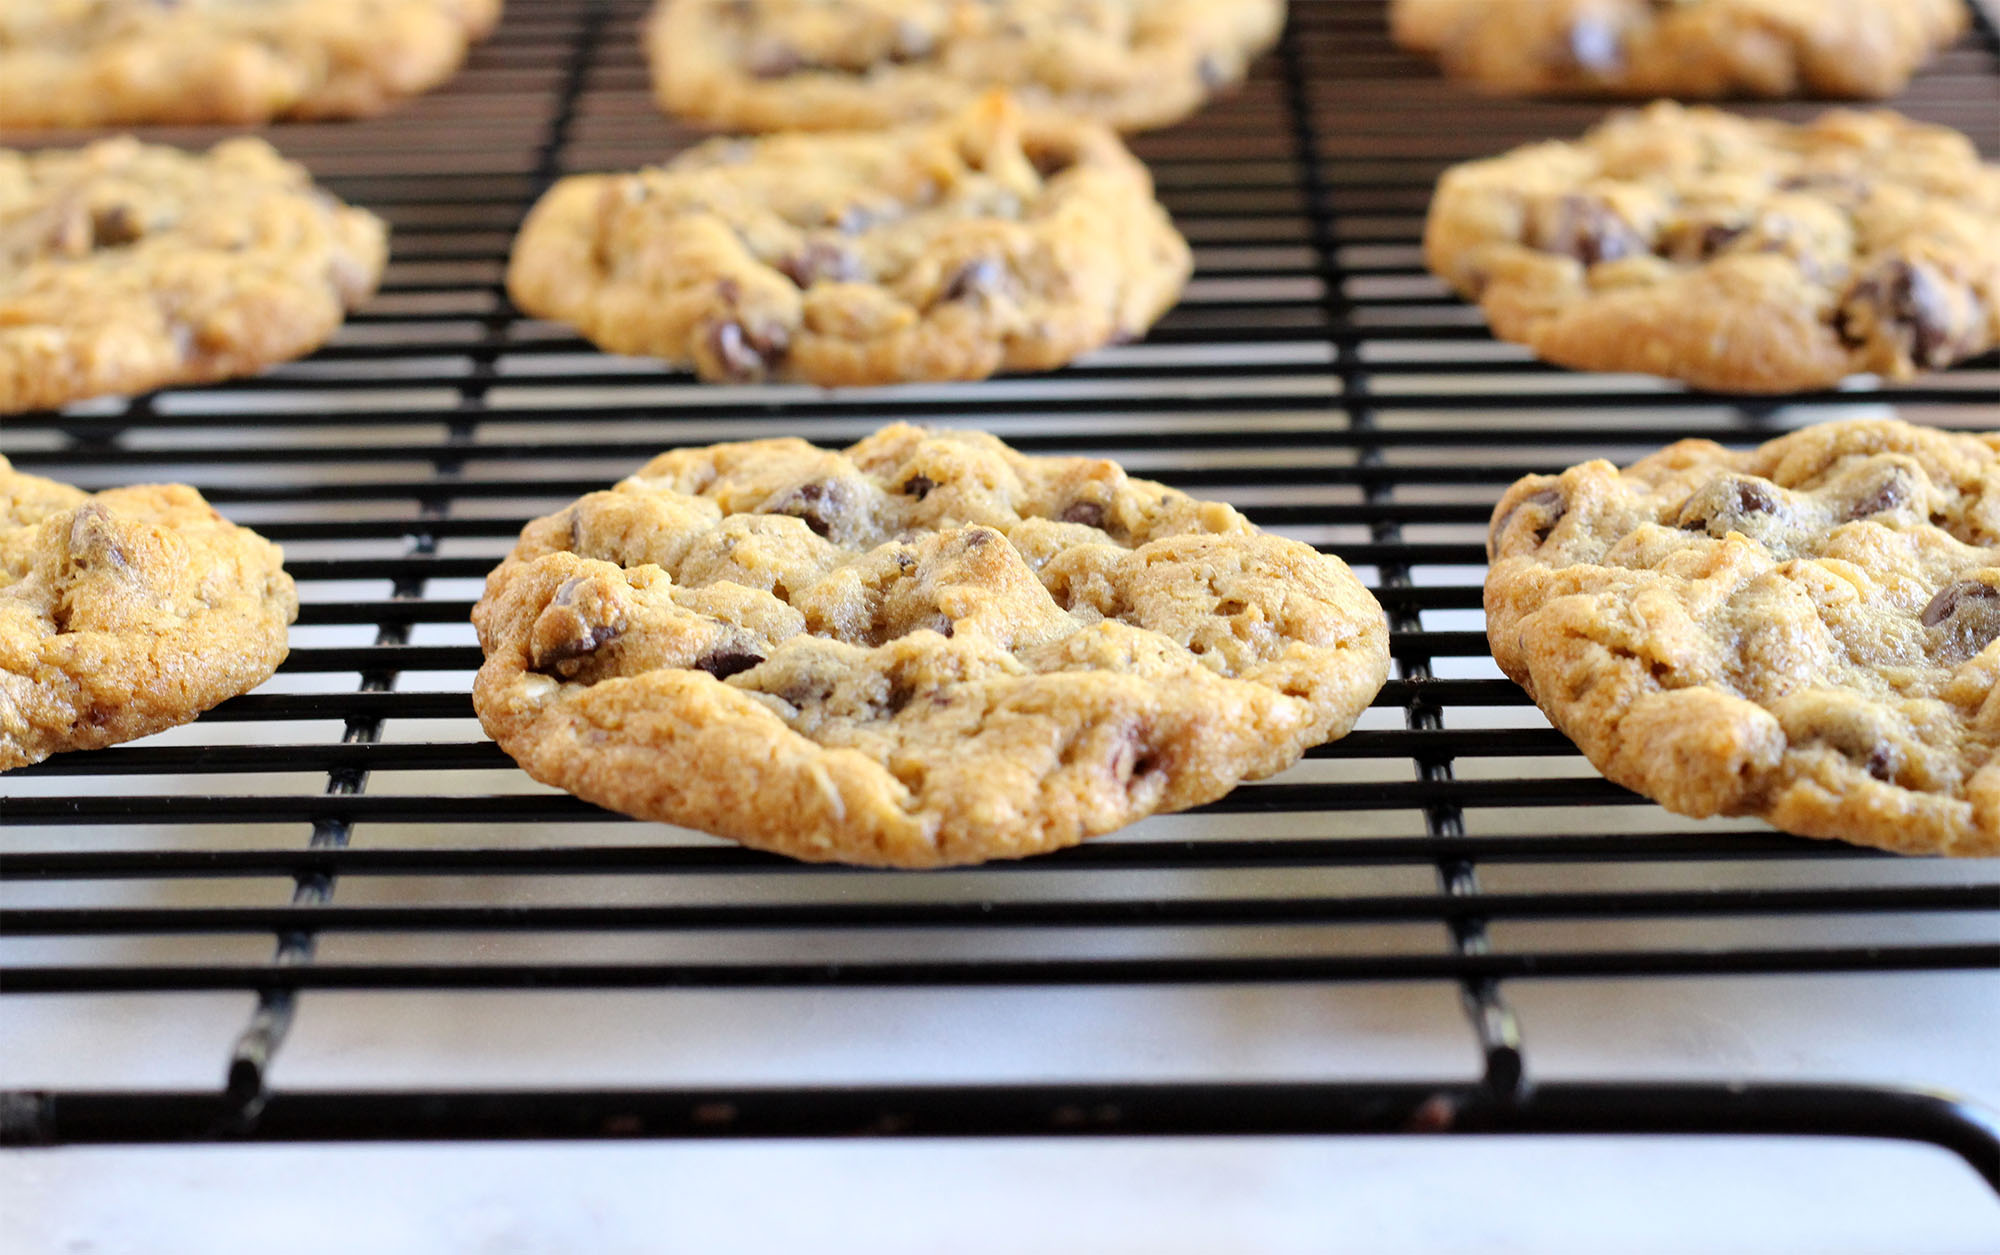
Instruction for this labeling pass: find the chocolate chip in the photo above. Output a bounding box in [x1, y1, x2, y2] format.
[888, 18, 933, 62]
[90, 205, 143, 248]
[1676, 478, 1782, 536]
[693, 648, 763, 680]
[1863, 745, 1895, 783]
[745, 37, 803, 77]
[1665, 219, 1746, 264]
[1565, 17, 1623, 74]
[1920, 579, 2000, 663]
[768, 478, 860, 539]
[1779, 171, 1868, 199]
[1842, 260, 1958, 368]
[1059, 502, 1106, 528]
[941, 258, 1008, 303]
[901, 474, 936, 500]
[534, 621, 623, 673]
[1027, 143, 1077, 180]
[1536, 195, 1647, 267]
[1197, 54, 1226, 88]
[65, 504, 128, 572]
[1494, 487, 1566, 548]
[777, 240, 863, 287]
[705, 319, 788, 382]
[1844, 467, 1915, 520]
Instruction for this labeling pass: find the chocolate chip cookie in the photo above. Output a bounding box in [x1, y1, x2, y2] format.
[472, 424, 1390, 868]
[1, 136, 388, 415]
[1487, 419, 2000, 857]
[1, 457, 298, 771]
[648, 0, 1284, 134]
[0, 0, 503, 126]
[507, 92, 1191, 388]
[1391, 0, 1965, 99]
[1425, 103, 2000, 394]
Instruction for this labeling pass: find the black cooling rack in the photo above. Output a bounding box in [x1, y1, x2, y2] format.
[2, 0, 1998, 1189]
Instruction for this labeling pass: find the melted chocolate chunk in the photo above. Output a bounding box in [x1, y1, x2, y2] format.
[777, 240, 863, 287]
[65, 504, 128, 572]
[1059, 501, 1106, 528]
[693, 648, 764, 680]
[901, 474, 936, 500]
[941, 258, 1008, 303]
[1027, 143, 1077, 180]
[1844, 260, 1958, 368]
[1843, 467, 1916, 520]
[90, 205, 143, 248]
[1665, 218, 1746, 264]
[705, 318, 789, 382]
[1676, 478, 1782, 536]
[1920, 579, 2000, 663]
[1565, 17, 1623, 75]
[1537, 195, 1647, 266]
[768, 478, 858, 539]
[1494, 487, 1566, 548]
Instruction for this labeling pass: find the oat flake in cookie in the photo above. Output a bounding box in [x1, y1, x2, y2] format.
[1486, 419, 2000, 857]
[1425, 103, 2000, 395]
[472, 425, 1390, 868]
[0, 137, 387, 415]
[507, 93, 1190, 388]
[648, 0, 1284, 134]
[0, 0, 503, 126]
[1390, 0, 1965, 99]
[1, 458, 298, 771]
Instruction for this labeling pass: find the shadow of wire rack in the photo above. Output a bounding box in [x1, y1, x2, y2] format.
[1, 0, 1997, 1191]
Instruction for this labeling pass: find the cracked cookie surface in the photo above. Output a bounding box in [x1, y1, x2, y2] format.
[1, 136, 387, 414]
[0, 0, 502, 126]
[1, 457, 297, 771]
[507, 93, 1190, 388]
[1390, 0, 1965, 99]
[647, 0, 1284, 134]
[1425, 103, 2000, 394]
[472, 424, 1390, 867]
[1486, 419, 2000, 857]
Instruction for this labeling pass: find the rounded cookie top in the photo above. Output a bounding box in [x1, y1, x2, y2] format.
[0, 0, 503, 126]
[1, 457, 298, 771]
[647, 0, 1284, 134]
[1485, 419, 2000, 857]
[507, 93, 1191, 388]
[472, 424, 1390, 868]
[1425, 103, 2000, 394]
[0, 137, 388, 415]
[1391, 0, 1965, 99]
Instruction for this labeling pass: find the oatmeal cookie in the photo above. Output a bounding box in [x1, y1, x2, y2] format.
[1486, 418, 2000, 857]
[1390, 0, 1965, 99]
[507, 93, 1190, 388]
[472, 424, 1390, 867]
[1425, 103, 2000, 393]
[0, 0, 503, 126]
[647, 0, 1284, 134]
[1, 457, 298, 771]
[0, 136, 388, 415]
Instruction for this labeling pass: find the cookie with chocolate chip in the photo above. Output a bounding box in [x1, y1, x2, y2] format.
[1486, 419, 2000, 857]
[506, 92, 1190, 388]
[1391, 0, 1964, 99]
[647, 0, 1283, 134]
[1425, 103, 2000, 394]
[1, 137, 388, 414]
[0, 0, 502, 126]
[1, 457, 298, 771]
[471, 424, 1390, 867]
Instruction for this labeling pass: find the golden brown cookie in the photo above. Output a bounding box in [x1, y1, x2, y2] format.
[1425, 103, 2000, 394]
[0, 136, 388, 415]
[507, 93, 1191, 388]
[1486, 419, 2000, 857]
[1391, 0, 1966, 99]
[1, 457, 298, 771]
[647, 0, 1284, 134]
[0, 0, 503, 126]
[472, 424, 1390, 868]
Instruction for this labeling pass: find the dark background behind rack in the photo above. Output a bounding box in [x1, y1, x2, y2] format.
[2, 0, 1998, 1219]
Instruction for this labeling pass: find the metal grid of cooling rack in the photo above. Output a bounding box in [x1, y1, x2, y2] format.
[1, 0, 1997, 1188]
